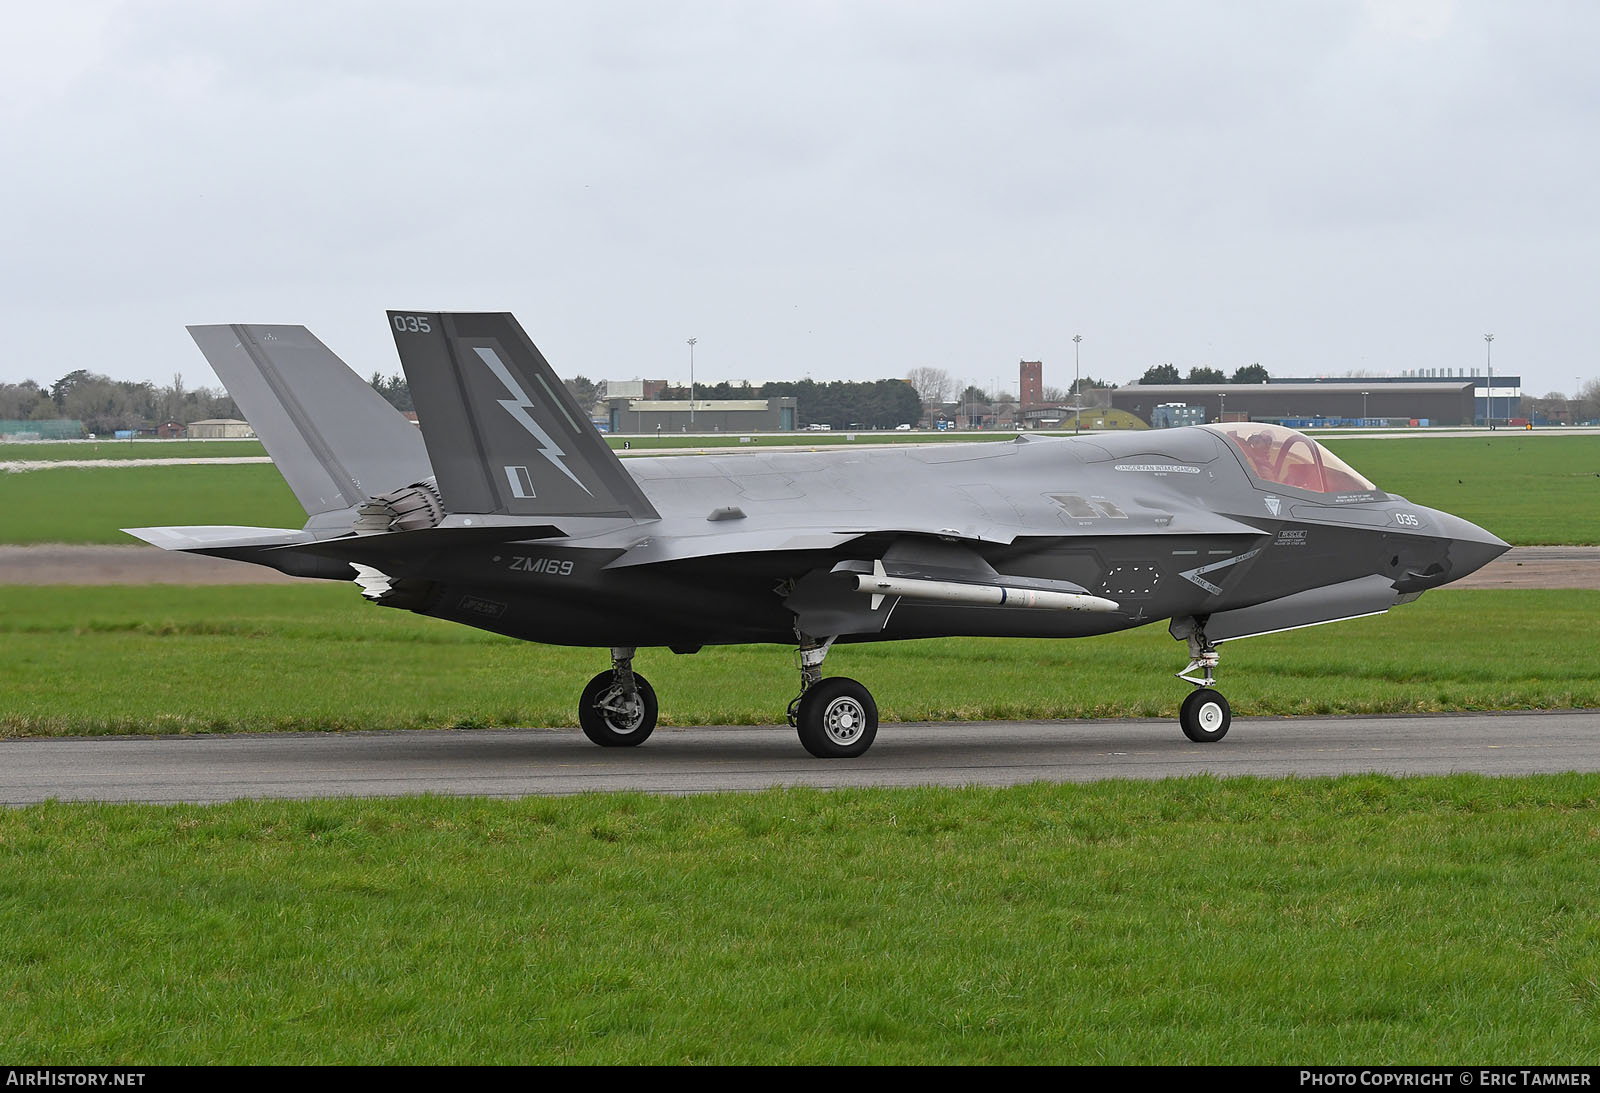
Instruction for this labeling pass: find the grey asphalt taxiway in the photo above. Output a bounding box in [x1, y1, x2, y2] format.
[4, 710, 1597, 805]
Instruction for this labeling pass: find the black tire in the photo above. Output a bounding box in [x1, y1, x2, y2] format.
[578, 670, 658, 747]
[1179, 688, 1231, 743]
[795, 677, 878, 759]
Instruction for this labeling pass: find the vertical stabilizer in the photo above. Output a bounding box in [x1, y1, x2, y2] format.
[387, 311, 659, 521]
[188, 324, 433, 515]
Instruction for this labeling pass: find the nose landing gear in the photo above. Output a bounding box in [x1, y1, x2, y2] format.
[1172, 620, 1232, 743]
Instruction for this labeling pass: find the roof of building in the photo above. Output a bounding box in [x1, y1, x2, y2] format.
[616, 400, 779, 412]
[1116, 382, 1474, 397]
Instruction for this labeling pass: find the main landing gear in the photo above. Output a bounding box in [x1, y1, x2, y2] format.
[786, 634, 878, 759]
[578, 623, 1228, 755]
[576, 636, 880, 758]
[578, 647, 658, 747]
[1174, 626, 1231, 743]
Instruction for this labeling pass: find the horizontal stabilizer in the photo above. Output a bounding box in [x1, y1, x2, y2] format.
[275, 523, 566, 565]
[188, 325, 433, 515]
[387, 311, 659, 522]
[123, 525, 313, 552]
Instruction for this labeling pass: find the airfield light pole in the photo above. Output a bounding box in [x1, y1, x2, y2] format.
[1073, 334, 1082, 434]
[687, 337, 697, 428]
[1484, 333, 1494, 428]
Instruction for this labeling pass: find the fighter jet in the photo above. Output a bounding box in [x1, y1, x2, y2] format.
[128, 312, 1509, 758]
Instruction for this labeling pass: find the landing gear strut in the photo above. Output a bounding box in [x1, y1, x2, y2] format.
[788, 631, 878, 758]
[578, 647, 658, 747]
[1171, 620, 1232, 743]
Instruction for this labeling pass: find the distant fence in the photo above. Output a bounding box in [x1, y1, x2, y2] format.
[0, 419, 83, 440]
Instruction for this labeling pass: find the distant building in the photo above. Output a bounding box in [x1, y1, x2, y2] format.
[605, 397, 798, 434]
[186, 418, 256, 439]
[1019, 360, 1042, 407]
[1150, 403, 1207, 429]
[0, 419, 82, 440]
[604, 379, 669, 400]
[1019, 404, 1070, 429]
[1111, 377, 1512, 428]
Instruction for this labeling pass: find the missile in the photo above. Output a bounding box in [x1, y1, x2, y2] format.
[855, 560, 1120, 613]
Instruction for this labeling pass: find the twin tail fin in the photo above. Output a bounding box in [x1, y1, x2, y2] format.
[387, 311, 659, 522]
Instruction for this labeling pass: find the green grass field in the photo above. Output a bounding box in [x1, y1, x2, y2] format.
[1322, 434, 1600, 545]
[0, 464, 304, 543]
[1, 434, 1593, 545]
[3, 435, 1596, 1063]
[1, 585, 1594, 736]
[4, 775, 1598, 1063]
[0, 439, 268, 462]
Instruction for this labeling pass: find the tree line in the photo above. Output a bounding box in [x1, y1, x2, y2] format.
[903, 366, 1114, 408]
[0, 371, 238, 434]
[366, 372, 923, 430]
[657, 378, 922, 429]
[1138, 363, 1271, 384]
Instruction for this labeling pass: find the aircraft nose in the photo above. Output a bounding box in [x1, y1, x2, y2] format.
[1426, 508, 1511, 584]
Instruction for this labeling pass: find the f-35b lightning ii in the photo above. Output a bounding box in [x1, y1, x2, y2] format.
[128, 312, 1509, 757]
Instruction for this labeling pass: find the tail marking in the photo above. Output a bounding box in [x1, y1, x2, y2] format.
[473, 346, 592, 496]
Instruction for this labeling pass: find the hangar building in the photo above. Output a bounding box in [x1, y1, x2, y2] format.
[1111, 375, 1522, 428]
[605, 397, 798, 434]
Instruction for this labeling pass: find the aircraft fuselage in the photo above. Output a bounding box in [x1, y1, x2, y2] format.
[384, 426, 1503, 650]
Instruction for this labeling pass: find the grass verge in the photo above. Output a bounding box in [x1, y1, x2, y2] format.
[0, 439, 269, 462]
[1, 586, 1595, 736]
[0, 464, 304, 543]
[3, 775, 1598, 1063]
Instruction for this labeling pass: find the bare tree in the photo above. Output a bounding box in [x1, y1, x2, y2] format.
[905, 366, 954, 405]
[0, 381, 52, 420]
[162, 372, 186, 422]
[1578, 378, 1600, 424]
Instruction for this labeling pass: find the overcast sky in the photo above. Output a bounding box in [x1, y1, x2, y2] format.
[3, 0, 1596, 399]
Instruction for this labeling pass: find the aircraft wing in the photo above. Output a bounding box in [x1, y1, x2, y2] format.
[601, 509, 1269, 569]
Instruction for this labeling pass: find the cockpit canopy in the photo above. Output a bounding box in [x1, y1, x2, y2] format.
[1207, 422, 1377, 494]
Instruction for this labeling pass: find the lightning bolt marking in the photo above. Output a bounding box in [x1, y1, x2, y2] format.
[473, 346, 593, 497]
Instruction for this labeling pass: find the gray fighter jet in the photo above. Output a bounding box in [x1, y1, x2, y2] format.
[128, 312, 1509, 758]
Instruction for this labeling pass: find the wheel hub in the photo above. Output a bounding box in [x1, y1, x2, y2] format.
[597, 688, 645, 733]
[823, 697, 865, 744]
[1197, 701, 1224, 733]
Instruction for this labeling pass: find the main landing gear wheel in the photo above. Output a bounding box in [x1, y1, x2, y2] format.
[795, 677, 878, 759]
[1179, 688, 1231, 743]
[578, 670, 658, 747]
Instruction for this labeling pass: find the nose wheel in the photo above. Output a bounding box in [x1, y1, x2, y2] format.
[1178, 688, 1231, 742]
